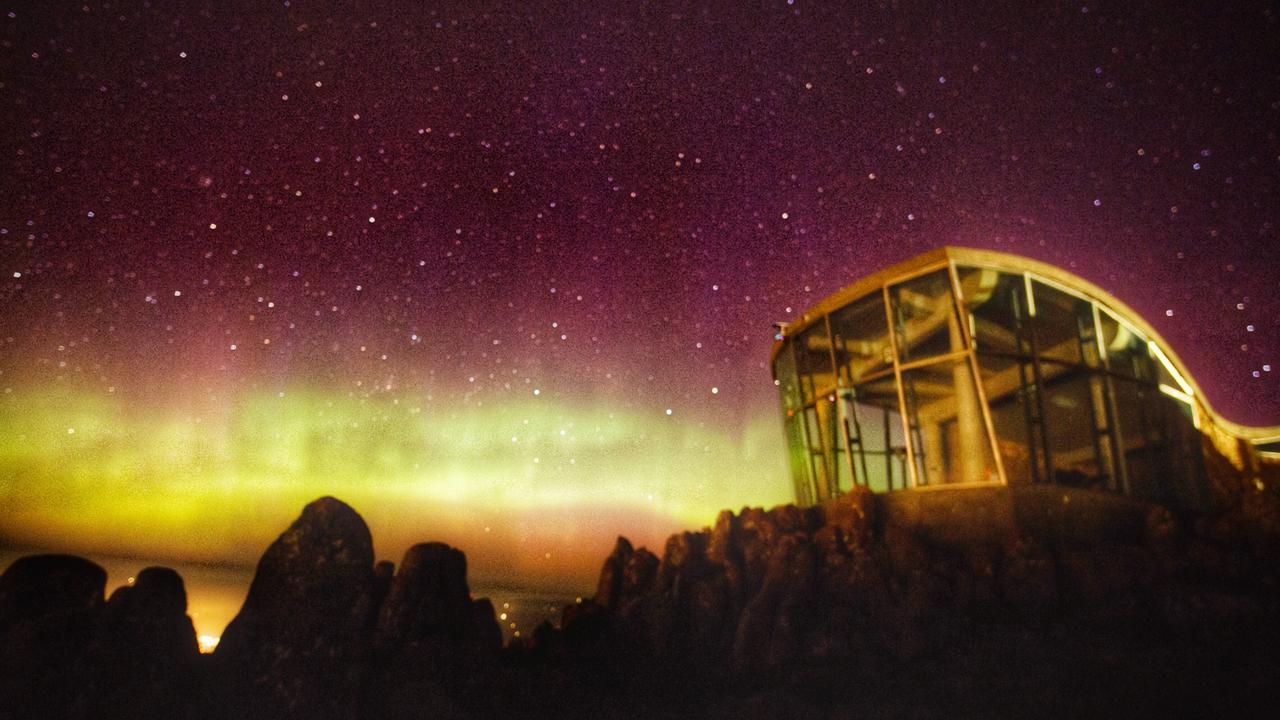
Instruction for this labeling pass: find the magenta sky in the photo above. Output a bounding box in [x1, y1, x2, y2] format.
[3, 1, 1278, 429]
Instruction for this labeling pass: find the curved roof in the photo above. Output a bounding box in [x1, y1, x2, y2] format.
[770, 246, 1280, 442]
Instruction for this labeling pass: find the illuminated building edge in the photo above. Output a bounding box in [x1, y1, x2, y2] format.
[771, 246, 1280, 508]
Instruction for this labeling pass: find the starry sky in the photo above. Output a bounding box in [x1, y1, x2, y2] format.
[2, 1, 1279, 590]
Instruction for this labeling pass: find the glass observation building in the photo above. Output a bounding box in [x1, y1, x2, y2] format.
[772, 247, 1280, 510]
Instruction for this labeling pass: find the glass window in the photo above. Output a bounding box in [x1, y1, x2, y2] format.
[840, 376, 909, 493]
[774, 342, 802, 412]
[1161, 396, 1207, 511]
[1030, 281, 1099, 367]
[1110, 377, 1169, 502]
[955, 267, 1032, 356]
[817, 395, 854, 497]
[794, 321, 835, 404]
[803, 403, 837, 501]
[1099, 310, 1155, 381]
[975, 352, 1048, 484]
[829, 292, 893, 386]
[1039, 362, 1114, 491]
[783, 412, 814, 506]
[890, 269, 967, 362]
[900, 358, 999, 486]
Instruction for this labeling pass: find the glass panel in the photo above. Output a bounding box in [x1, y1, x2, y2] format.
[975, 352, 1048, 484]
[956, 267, 1032, 356]
[1162, 396, 1207, 511]
[794, 321, 835, 404]
[783, 412, 814, 506]
[1030, 281, 1098, 366]
[822, 395, 854, 497]
[803, 405, 831, 501]
[901, 358, 999, 486]
[829, 292, 893, 386]
[1111, 377, 1170, 502]
[774, 342, 802, 412]
[1039, 361, 1114, 491]
[890, 269, 966, 363]
[814, 397, 843, 502]
[839, 376, 908, 493]
[1099, 310, 1155, 381]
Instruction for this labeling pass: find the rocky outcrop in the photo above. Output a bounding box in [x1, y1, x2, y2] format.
[0, 556, 198, 720]
[203, 499, 506, 720]
[0, 555, 106, 720]
[543, 484, 1280, 715]
[524, 481, 1280, 712]
[4, 483, 1280, 719]
[211, 496, 377, 720]
[0, 554, 106, 627]
[90, 567, 199, 719]
[364, 543, 503, 718]
[376, 543, 495, 649]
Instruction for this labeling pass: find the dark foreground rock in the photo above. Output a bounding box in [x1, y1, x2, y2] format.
[0, 556, 198, 720]
[4, 479, 1280, 719]
[91, 567, 200, 719]
[210, 496, 377, 720]
[364, 542, 504, 719]
[0, 555, 106, 720]
[537, 485, 1280, 718]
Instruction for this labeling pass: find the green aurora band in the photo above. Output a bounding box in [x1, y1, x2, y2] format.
[0, 386, 790, 586]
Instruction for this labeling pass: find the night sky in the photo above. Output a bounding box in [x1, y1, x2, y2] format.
[2, 1, 1279, 595]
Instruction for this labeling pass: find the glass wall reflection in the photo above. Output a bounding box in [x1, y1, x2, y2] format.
[776, 259, 1208, 510]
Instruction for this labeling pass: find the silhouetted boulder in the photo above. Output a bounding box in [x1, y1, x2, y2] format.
[90, 567, 199, 719]
[595, 537, 658, 618]
[376, 543, 472, 646]
[6, 477, 1280, 720]
[364, 542, 502, 718]
[212, 496, 376, 720]
[0, 554, 105, 629]
[546, 482, 1280, 717]
[0, 555, 106, 720]
[732, 533, 821, 673]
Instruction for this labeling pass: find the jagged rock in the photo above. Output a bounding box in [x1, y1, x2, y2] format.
[812, 487, 876, 558]
[646, 529, 737, 661]
[707, 510, 741, 566]
[6, 481, 1280, 720]
[594, 537, 657, 616]
[212, 496, 376, 720]
[0, 555, 106, 720]
[594, 537, 633, 611]
[364, 542, 502, 719]
[376, 542, 498, 652]
[732, 533, 820, 673]
[90, 567, 199, 719]
[0, 554, 105, 629]
[470, 597, 503, 652]
[0, 559, 199, 720]
[367, 560, 395, 635]
[998, 535, 1058, 614]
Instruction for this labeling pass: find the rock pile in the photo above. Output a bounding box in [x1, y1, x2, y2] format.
[538, 484, 1280, 716]
[208, 497, 503, 720]
[0, 555, 197, 720]
[3, 484, 1279, 719]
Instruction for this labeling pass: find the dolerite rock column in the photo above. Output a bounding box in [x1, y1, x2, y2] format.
[366, 542, 502, 719]
[212, 497, 376, 720]
[0, 555, 106, 720]
[90, 567, 200, 719]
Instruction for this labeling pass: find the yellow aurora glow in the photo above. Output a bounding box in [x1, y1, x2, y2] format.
[0, 386, 789, 587]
